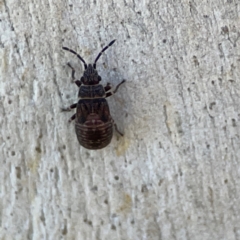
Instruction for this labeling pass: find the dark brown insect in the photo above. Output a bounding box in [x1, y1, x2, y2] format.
[62, 40, 125, 150]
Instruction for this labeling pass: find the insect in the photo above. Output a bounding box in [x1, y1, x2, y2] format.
[62, 40, 125, 150]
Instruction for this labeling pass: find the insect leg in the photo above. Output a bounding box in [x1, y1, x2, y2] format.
[66, 63, 82, 87]
[68, 113, 76, 123]
[105, 92, 112, 97]
[61, 103, 77, 112]
[114, 123, 123, 136]
[113, 80, 126, 93]
[105, 80, 126, 98]
[104, 83, 111, 92]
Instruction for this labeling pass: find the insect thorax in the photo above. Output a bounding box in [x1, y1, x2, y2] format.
[78, 84, 105, 99]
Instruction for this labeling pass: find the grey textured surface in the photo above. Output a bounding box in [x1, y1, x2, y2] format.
[1, 0, 240, 239]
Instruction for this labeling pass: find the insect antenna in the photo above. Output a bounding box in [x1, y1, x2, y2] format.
[62, 47, 87, 69]
[93, 39, 116, 69]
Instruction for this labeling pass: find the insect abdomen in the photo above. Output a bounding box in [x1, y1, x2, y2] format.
[75, 98, 113, 149]
[75, 116, 113, 149]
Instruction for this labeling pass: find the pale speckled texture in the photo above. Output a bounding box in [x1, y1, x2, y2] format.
[0, 0, 240, 239]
